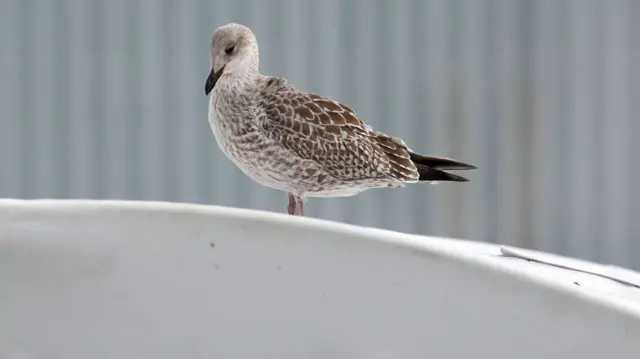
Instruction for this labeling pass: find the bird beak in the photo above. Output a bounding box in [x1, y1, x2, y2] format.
[205, 65, 225, 96]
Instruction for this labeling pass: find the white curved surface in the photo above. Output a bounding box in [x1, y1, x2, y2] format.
[1, 199, 639, 359]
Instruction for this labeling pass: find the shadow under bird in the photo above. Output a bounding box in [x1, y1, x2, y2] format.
[205, 23, 476, 216]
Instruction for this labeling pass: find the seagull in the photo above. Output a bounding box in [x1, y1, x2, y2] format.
[205, 23, 476, 216]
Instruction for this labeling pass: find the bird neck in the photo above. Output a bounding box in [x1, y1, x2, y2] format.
[219, 68, 258, 91]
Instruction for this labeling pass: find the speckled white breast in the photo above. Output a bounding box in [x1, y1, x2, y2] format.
[208, 94, 305, 194]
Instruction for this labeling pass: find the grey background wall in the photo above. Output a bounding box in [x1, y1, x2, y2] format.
[1, 0, 638, 269]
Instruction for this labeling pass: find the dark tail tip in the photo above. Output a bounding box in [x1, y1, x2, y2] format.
[408, 151, 476, 183]
[415, 164, 470, 182]
[409, 152, 477, 170]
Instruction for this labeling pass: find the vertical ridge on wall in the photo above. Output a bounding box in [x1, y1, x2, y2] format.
[30, 0, 56, 198]
[629, 0, 640, 268]
[480, 0, 500, 246]
[459, 0, 486, 243]
[18, 0, 34, 197]
[93, 0, 108, 198]
[52, 0, 71, 198]
[139, 0, 166, 200]
[408, 0, 432, 236]
[67, 0, 97, 198]
[449, 0, 472, 240]
[555, 0, 572, 257]
[517, 0, 535, 250]
[0, 0, 638, 269]
[531, 0, 557, 257]
[566, 0, 599, 261]
[495, 0, 524, 247]
[173, 0, 202, 203]
[104, 0, 127, 199]
[601, 0, 631, 267]
[0, 1, 20, 196]
[161, 0, 179, 201]
[424, 0, 452, 237]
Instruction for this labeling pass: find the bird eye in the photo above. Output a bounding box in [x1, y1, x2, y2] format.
[225, 46, 235, 55]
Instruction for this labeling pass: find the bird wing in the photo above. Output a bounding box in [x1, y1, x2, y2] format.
[257, 80, 419, 182]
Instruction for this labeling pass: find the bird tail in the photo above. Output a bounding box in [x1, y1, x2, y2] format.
[409, 152, 476, 182]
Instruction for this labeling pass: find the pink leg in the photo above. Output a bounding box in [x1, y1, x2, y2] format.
[287, 193, 305, 216]
[295, 196, 304, 216]
[287, 193, 296, 215]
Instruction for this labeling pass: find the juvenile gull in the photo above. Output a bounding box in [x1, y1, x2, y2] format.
[205, 23, 476, 216]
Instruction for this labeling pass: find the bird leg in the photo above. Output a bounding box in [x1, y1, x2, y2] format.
[295, 196, 304, 216]
[287, 193, 296, 215]
[287, 193, 304, 216]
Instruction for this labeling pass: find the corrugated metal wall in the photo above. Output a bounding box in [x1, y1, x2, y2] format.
[1, 0, 638, 269]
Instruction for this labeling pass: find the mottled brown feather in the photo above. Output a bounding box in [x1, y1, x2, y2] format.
[258, 81, 420, 182]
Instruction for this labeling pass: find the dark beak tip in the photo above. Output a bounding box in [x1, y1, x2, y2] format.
[205, 66, 224, 96]
[205, 73, 214, 96]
